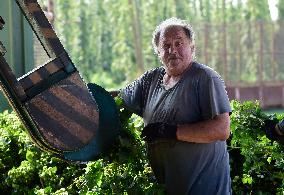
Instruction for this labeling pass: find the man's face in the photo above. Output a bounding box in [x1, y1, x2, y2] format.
[157, 26, 194, 76]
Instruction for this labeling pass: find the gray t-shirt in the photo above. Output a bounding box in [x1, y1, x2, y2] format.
[121, 62, 232, 195]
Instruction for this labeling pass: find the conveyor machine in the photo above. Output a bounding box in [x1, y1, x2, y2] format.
[0, 0, 120, 163]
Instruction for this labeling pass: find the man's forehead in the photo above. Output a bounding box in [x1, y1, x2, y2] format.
[160, 26, 186, 40]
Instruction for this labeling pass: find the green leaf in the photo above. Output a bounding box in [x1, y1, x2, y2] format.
[26, 150, 34, 162]
[267, 157, 272, 164]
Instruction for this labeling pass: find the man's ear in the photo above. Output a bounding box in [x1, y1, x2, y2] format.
[156, 46, 160, 54]
[156, 48, 161, 57]
[191, 45, 195, 52]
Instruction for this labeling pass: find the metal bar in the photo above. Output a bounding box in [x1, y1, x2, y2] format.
[0, 16, 7, 58]
[0, 56, 61, 154]
[0, 13, 61, 154]
[0, 54, 26, 101]
[15, 0, 65, 58]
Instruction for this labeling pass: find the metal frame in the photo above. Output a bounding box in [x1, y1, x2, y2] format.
[0, 0, 119, 163]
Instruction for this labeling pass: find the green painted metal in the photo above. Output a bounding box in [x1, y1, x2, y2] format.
[0, 0, 34, 110]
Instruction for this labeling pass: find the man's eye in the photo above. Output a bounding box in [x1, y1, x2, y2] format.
[176, 42, 183, 46]
[163, 44, 170, 49]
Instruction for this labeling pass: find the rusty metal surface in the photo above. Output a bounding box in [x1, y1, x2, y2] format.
[0, 1, 119, 161]
[19, 57, 64, 91]
[0, 57, 27, 101]
[16, 0, 65, 58]
[25, 72, 99, 151]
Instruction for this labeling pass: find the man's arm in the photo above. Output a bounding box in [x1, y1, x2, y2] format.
[177, 113, 230, 143]
[141, 113, 230, 143]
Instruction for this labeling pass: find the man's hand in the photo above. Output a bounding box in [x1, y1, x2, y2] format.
[263, 119, 284, 144]
[141, 122, 177, 142]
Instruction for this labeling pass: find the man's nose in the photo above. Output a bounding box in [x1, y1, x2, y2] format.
[168, 45, 177, 54]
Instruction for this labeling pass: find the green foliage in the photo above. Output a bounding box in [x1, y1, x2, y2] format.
[0, 100, 284, 194]
[0, 110, 85, 194]
[229, 100, 284, 194]
[37, 0, 278, 89]
[0, 99, 164, 194]
[75, 98, 165, 194]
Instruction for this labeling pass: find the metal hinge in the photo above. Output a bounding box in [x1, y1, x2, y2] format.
[0, 16, 6, 56]
[0, 41, 6, 56]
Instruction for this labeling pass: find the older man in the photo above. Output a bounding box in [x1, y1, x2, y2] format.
[120, 18, 232, 194]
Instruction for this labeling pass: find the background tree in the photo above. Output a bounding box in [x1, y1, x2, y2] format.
[274, 0, 284, 79]
[35, 0, 281, 89]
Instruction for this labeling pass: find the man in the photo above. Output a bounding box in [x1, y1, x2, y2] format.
[119, 18, 232, 194]
[264, 118, 284, 144]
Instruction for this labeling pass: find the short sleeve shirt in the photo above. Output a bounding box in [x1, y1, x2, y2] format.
[121, 61, 232, 195]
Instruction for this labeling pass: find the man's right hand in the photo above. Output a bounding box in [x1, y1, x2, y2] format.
[142, 122, 177, 142]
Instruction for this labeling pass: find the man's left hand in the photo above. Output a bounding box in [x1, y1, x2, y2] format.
[141, 122, 177, 142]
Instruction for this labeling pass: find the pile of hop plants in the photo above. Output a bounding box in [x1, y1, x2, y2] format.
[229, 100, 284, 194]
[0, 99, 283, 194]
[0, 97, 164, 194]
[74, 97, 165, 194]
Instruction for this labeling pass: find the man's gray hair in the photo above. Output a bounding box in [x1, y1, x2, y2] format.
[152, 17, 195, 55]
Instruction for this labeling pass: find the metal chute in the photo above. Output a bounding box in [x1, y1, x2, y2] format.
[0, 0, 120, 163]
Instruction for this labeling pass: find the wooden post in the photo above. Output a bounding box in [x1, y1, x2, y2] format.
[204, 23, 209, 65]
[282, 86, 284, 107]
[235, 22, 242, 100]
[258, 21, 264, 107]
[222, 0, 227, 81]
[128, 0, 144, 75]
[271, 22, 276, 81]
